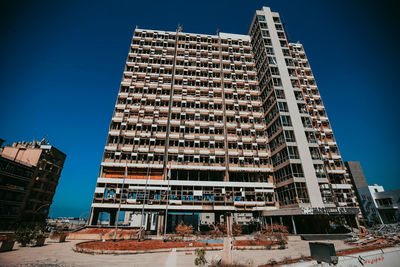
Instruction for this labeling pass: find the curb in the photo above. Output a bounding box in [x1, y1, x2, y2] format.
[73, 241, 223, 255]
[73, 241, 286, 255]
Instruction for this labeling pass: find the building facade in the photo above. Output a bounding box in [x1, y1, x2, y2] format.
[0, 139, 66, 229]
[89, 6, 358, 234]
[346, 161, 371, 223]
[373, 189, 400, 224]
[356, 185, 400, 224]
[346, 161, 399, 224]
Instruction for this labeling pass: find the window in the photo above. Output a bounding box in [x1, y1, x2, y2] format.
[257, 15, 266, 22]
[287, 146, 299, 159]
[305, 131, 317, 143]
[314, 164, 327, 178]
[277, 32, 285, 39]
[284, 130, 296, 142]
[281, 115, 292, 126]
[291, 164, 304, 177]
[261, 30, 269, 37]
[275, 89, 285, 99]
[298, 103, 308, 114]
[309, 147, 322, 160]
[273, 78, 282, 87]
[301, 117, 313, 128]
[278, 102, 288, 112]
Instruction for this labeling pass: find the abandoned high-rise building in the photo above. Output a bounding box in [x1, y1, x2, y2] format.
[0, 138, 66, 229]
[89, 6, 359, 234]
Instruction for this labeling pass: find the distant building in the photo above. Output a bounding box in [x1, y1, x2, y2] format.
[0, 152, 35, 228]
[47, 217, 88, 230]
[357, 185, 400, 224]
[0, 138, 66, 229]
[346, 161, 400, 224]
[357, 184, 385, 224]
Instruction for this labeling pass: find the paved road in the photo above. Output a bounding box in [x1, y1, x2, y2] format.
[0, 239, 353, 266]
[164, 249, 177, 267]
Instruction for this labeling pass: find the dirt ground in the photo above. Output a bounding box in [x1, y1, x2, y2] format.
[79, 239, 222, 250]
[76, 239, 275, 251]
[0, 239, 354, 267]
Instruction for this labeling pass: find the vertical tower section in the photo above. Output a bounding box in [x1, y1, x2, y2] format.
[249, 7, 324, 208]
[249, 6, 357, 210]
[289, 42, 357, 208]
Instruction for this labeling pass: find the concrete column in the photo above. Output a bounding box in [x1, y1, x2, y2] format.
[225, 213, 233, 236]
[109, 210, 117, 226]
[355, 214, 360, 229]
[89, 208, 99, 226]
[223, 237, 233, 265]
[157, 213, 165, 237]
[291, 216, 297, 235]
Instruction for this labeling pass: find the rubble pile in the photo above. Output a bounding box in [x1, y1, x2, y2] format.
[345, 223, 400, 247]
[367, 223, 400, 236]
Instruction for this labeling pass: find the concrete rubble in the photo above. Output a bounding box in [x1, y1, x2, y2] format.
[345, 223, 400, 247]
[367, 222, 400, 236]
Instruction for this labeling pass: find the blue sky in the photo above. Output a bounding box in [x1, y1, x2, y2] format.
[1, 0, 399, 218]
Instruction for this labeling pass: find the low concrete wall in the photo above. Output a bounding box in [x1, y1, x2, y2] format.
[73, 241, 286, 255]
[300, 234, 353, 240]
[68, 233, 103, 240]
[68, 231, 138, 241]
[73, 241, 223, 255]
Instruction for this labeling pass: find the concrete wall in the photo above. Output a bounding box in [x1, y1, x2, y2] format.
[345, 161, 368, 188]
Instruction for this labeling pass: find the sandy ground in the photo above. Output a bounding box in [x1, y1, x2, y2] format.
[0, 239, 354, 267]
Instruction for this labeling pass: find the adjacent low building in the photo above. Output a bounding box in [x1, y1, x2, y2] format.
[373, 189, 400, 224]
[0, 138, 66, 229]
[346, 161, 399, 225]
[357, 185, 400, 224]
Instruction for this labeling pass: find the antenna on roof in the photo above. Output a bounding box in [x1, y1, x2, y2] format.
[281, 16, 291, 43]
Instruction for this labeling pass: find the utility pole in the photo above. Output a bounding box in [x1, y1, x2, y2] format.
[163, 165, 171, 241]
[113, 165, 128, 240]
[138, 161, 151, 241]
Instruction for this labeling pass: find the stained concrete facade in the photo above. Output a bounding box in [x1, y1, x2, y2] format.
[89, 6, 359, 234]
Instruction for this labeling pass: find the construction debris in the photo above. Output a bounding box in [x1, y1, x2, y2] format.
[344, 223, 400, 247]
[367, 223, 400, 236]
